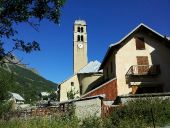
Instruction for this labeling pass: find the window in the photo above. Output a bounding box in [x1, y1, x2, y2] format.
[81, 35, 84, 41]
[77, 27, 80, 32]
[71, 82, 74, 86]
[136, 37, 145, 50]
[77, 35, 80, 41]
[81, 27, 84, 32]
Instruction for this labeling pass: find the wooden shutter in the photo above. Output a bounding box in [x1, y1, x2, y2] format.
[136, 37, 145, 50]
[137, 56, 149, 74]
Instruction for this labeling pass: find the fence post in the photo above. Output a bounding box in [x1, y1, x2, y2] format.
[151, 108, 155, 128]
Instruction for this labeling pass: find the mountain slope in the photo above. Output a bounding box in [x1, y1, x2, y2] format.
[0, 64, 57, 103]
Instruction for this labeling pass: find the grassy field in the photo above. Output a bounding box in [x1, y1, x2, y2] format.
[1, 98, 170, 128]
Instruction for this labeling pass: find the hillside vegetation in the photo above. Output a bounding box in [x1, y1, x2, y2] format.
[0, 64, 57, 103]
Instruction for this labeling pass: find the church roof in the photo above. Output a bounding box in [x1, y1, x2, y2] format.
[78, 60, 102, 73]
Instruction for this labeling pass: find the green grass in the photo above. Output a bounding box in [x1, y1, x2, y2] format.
[1, 98, 170, 128]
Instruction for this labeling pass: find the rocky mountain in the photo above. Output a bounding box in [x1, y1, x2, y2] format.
[0, 63, 57, 103]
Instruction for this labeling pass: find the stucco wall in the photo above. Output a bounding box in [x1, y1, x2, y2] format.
[74, 98, 102, 119]
[59, 75, 80, 101]
[79, 73, 103, 94]
[115, 33, 170, 95]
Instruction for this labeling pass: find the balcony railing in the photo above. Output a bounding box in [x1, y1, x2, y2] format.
[126, 65, 161, 76]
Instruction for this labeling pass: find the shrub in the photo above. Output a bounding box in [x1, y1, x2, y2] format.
[0, 101, 12, 119]
[110, 97, 170, 127]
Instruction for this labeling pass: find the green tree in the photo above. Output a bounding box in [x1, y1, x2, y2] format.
[0, 0, 66, 64]
[49, 91, 58, 101]
[67, 87, 79, 100]
[0, 70, 14, 101]
[0, 70, 14, 118]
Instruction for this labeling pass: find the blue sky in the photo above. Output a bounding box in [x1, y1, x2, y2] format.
[11, 0, 170, 83]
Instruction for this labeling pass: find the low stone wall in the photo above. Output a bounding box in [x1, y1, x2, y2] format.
[120, 93, 170, 104]
[75, 98, 101, 119]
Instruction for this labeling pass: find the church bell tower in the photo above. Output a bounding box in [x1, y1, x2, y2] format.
[73, 20, 88, 74]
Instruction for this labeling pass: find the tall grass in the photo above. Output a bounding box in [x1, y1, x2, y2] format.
[0, 97, 170, 128]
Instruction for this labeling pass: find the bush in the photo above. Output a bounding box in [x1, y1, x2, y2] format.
[0, 101, 12, 119]
[110, 97, 170, 127]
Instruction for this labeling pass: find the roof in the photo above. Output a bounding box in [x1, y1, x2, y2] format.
[40, 92, 50, 96]
[59, 94, 105, 104]
[10, 92, 24, 101]
[81, 77, 117, 98]
[74, 20, 86, 25]
[78, 60, 102, 73]
[59, 60, 102, 86]
[99, 23, 170, 70]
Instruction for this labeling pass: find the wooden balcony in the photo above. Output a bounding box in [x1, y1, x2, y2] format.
[126, 65, 161, 77]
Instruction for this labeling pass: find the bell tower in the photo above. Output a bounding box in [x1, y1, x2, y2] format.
[73, 20, 88, 74]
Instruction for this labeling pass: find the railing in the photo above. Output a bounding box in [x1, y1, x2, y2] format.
[126, 65, 161, 76]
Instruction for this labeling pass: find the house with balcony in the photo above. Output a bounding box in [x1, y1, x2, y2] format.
[82, 23, 170, 102]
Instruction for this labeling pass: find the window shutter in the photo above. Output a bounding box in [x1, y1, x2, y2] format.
[136, 37, 145, 50]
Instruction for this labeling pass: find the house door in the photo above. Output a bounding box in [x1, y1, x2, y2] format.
[137, 56, 149, 74]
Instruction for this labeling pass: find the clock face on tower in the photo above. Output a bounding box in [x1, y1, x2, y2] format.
[77, 43, 83, 49]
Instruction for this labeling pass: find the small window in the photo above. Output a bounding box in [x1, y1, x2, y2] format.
[77, 27, 80, 32]
[81, 35, 84, 41]
[71, 82, 74, 86]
[136, 37, 145, 50]
[81, 27, 84, 32]
[77, 35, 80, 41]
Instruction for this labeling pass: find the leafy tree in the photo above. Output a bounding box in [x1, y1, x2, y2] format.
[49, 91, 58, 101]
[67, 87, 79, 100]
[0, 0, 66, 64]
[0, 70, 14, 101]
[0, 69, 14, 118]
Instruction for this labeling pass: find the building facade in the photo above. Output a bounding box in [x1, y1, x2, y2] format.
[94, 23, 170, 99]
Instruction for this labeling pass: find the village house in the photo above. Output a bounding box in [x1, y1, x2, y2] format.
[82, 23, 170, 103]
[9, 92, 25, 110]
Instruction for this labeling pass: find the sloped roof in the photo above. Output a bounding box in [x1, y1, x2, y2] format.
[10, 92, 24, 101]
[59, 60, 102, 86]
[99, 23, 170, 70]
[74, 20, 86, 25]
[40, 92, 50, 96]
[78, 60, 102, 73]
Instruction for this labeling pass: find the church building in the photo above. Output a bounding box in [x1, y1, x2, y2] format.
[58, 20, 103, 101]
